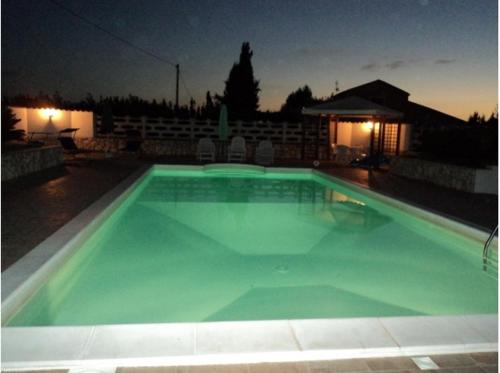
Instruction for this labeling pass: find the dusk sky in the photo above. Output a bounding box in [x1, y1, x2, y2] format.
[2, 0, 497, 119]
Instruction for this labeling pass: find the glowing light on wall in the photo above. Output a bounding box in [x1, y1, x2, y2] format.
[362, 121, 374, 131]
[362, 121, 381, 132]
[40, 108, 60, 120]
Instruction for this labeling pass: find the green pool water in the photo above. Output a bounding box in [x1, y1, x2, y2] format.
[7, 168, 497, 326]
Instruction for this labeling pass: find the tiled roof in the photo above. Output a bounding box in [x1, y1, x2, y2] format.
[302, 96, 403, 118]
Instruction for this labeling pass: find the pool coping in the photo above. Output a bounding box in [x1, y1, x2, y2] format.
[1, 164, 497, 370]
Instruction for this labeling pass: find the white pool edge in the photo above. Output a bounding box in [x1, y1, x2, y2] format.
[2, 164, 497, 370]
[1, 315, 497, 370]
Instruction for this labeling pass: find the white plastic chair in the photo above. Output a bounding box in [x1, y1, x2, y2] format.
[255, 140, 274, 165]
[197, 138, 216, 162]
[335, 144, 352, 165]
[227, 136, 246, 163]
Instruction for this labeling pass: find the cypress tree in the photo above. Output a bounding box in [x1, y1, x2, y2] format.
[223, 42, 260, 120]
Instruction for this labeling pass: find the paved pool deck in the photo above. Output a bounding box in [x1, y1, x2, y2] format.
[2, 352, 497, 372]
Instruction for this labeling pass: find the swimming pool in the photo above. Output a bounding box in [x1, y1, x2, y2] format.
[5, 165, 498, 326]
[2, 164, 497, 368]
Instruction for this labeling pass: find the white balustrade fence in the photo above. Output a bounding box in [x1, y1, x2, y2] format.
[95, 116, 328, 144]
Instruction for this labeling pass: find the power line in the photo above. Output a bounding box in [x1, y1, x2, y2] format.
[47, 0, 177, 68]
[47, 0, 197, 105]
[179, 72, 193, 100]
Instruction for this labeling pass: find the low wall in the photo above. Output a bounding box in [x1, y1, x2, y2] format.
[2, 146, 64, 181]
[475, 166, 498, 194]
[390, 157, 498, 194]
[95, 116, 327, 145]
[76, 138, 328, 160]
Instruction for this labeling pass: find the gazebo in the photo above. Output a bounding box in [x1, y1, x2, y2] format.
[302, 96, 406, 161]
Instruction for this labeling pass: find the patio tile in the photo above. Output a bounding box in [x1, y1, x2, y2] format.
[477, 366, 499, 373]
[448, 367, 491, 373]
[185, 364, 249, 372]
[84, 323, 195, 359]
[1, 326, 93, 363]
[364, 357, 418, 371]
[308, 358, 370, 372]
[469, 352, 498, 365]
[462, 316, 498, 344]
[247, 362, 308, 373]
[379, 316, 486, 349]
[2, 371, 68, 373]
[117, 368, 178, 373]
[430, 354, 476, 368]
[290, 318, 397, 351]
[195, 320, 298, 354]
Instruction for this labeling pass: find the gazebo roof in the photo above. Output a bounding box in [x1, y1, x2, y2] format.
[302, 96, 404, 119]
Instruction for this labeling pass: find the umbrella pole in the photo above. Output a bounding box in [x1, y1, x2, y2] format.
[369, 121, 375, 168]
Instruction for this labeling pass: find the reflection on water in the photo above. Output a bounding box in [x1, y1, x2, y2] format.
[138, 176, 392, 233]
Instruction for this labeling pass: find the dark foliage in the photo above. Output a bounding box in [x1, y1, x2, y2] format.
[468, 110, 498, 128]
[420, 124, 498, 167]
[223, 42, 260, 120]
[468, 111, 487, 126]
[201, 91, 220, 119]
[2, 105, 24, 143]
[100, 103, 114, 134]
[4, 92, 222, 120]
[280, 85, 318, 122]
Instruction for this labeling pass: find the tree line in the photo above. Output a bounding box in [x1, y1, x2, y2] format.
[3, 41, 497, 126]
[3, 42, 335, 123]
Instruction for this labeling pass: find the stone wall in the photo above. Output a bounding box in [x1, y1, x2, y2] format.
[390, 156, 497, 194]
[2, 145, 64, 181]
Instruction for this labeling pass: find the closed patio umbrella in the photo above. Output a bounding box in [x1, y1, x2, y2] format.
[218, 104, 229, 141]
[217, 104, 229, 161]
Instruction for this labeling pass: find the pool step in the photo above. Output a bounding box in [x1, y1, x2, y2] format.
[203, 163, 266, 175]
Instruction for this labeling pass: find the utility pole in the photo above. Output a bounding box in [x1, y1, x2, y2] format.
[175, 64, 180, 110]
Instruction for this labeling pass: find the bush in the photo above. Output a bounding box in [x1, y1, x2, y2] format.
[420, 126, 497, 167]
[2, 106, 24, 143]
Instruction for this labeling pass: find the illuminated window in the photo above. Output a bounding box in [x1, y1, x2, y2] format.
[383, 124, 398, 154]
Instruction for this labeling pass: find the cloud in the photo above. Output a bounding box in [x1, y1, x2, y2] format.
[386, 60, 407, 70]
[361, 63, 379, 71]
[361, 58, 425, 71]
[435, 58, 456, 65]
[361, 59, 410, 71]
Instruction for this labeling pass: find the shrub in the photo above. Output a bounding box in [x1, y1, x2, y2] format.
[420, 126, 497, 167]
[2, 106, 24, 143]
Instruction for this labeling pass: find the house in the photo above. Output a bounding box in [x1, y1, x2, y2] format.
[302, 79, 466, 159]
[10, 106, 94, 140]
